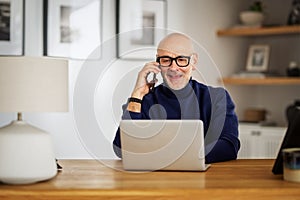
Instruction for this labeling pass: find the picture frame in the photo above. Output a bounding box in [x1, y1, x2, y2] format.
[116, 0, 167, 60]
[0, 0, 24, 55]
[44, 0, 102, 60]
[246, 45, 270, 72]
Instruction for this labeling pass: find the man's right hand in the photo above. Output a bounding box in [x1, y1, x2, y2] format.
[131, 61, 161, 100]
[127, 61, 161, 113]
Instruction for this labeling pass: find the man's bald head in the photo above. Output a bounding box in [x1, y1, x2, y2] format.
[157, 33, 195, 56]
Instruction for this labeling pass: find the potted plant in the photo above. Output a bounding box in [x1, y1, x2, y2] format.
[240, 1, 265, 26]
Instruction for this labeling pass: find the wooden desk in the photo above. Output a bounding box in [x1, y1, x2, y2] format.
[0, 159, 299, 200]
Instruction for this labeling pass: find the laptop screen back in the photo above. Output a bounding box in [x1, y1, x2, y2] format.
[120, 120, 209, 171]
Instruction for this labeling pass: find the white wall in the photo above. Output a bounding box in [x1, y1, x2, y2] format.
[2, 0, 295, 159]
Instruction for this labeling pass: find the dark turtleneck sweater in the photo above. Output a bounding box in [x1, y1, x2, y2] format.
[113, 79, 240, 163]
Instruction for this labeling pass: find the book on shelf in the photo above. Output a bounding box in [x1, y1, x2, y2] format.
[231, 71, 282, 78]
[231, 71, 266, 78]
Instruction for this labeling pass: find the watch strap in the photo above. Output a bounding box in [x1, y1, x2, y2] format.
[128, 97, 142, 104]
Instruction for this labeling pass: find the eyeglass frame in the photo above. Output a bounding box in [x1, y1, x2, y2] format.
[156, 55, 192, 68]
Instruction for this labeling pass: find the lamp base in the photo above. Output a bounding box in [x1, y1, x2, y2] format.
[0, 121, 57, 184]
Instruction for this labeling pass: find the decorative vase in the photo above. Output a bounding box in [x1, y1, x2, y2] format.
[240, 11, 264, 26]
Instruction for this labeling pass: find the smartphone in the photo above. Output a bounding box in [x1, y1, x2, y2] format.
[147, 73, 156, 92]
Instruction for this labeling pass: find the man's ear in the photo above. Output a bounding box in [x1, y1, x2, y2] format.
[191, 53, 198, 70]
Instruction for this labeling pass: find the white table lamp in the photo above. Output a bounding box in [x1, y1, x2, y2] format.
[0, 56, 68, 184]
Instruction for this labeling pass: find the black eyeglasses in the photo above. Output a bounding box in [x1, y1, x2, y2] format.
[156, 55, 191, 67]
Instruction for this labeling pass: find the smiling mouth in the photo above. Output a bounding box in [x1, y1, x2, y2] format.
[167, 74, 182, 80]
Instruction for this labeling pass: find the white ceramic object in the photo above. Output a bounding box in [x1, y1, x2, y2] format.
[240, 11, 264, 26]
[0, 121, 57, 184]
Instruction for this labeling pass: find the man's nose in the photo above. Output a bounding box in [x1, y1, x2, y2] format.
[169, 60, 179, 70]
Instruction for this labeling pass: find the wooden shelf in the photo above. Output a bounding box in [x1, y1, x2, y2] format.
[221, 77, 300, 85]
[217, 25, 300, 36]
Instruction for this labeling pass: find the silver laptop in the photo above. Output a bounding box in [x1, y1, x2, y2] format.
[120, 120, 210, 171]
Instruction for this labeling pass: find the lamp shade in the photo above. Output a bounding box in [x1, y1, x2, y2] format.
[0, 56, 68, 112]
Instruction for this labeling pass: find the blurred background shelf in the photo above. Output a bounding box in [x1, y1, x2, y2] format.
[217, 25, 300, 36]
[221, 77, 300, 85]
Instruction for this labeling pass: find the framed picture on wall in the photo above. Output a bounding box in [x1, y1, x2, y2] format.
[116, 0, 167, 60]
[246, 45, 270, 72]
[44, 0, 102, 60]
[0, 0, 24, 55]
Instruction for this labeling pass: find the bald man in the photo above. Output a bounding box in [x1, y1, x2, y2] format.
[113, 33, 240, 163]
